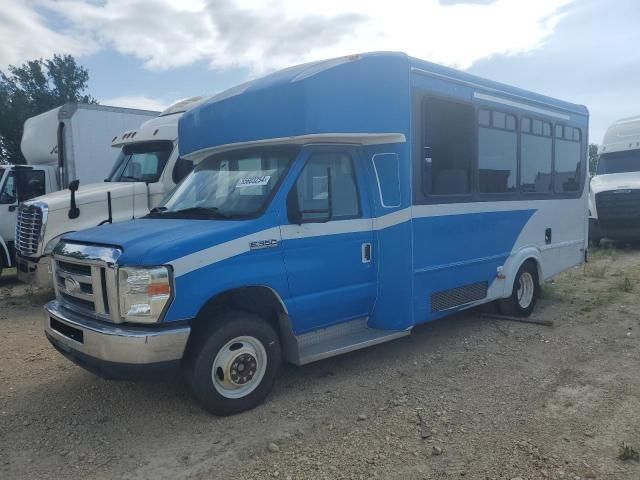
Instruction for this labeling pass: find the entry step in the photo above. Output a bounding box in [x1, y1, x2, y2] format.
[296, 318, 410, 365]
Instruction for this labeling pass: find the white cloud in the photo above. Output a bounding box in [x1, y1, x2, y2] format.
[0, 0, 96, 68]
[100, 95, 176, 112]
[1, 0, 571, 74]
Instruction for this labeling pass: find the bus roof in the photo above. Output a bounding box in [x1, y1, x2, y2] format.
[179, 52, 588, 160]
[599, 115, 640, 155]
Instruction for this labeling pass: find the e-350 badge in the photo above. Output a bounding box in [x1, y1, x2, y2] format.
[250, 239, 279, 250]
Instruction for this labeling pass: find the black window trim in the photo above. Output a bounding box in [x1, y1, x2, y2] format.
[520, 115, 553, 196]
[412, 87, 586, 206]
[477, 107, 519, 197]
[552, 123, 583, 196]
[420, 94, 476, 200]
[288, 149, 363, 224]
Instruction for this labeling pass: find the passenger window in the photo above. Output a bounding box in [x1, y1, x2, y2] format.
[372, 153, 401, 208]
[555, 126, 582, 192]
[294, 152, 359, 221]
[423, 98, 475, 196]
[521, 117, 552, 193]
[172, 157, 194, 184]
[478, 111, 517, 193]
[18, 169, 46, 201]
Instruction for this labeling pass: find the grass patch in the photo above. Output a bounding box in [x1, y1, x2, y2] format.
[584, 264, 607, 279]
[615, 277, 634, 293]
[618, 442, 640, 462]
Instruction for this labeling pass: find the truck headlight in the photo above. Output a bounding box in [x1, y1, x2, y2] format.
[118, 266, 172, 323]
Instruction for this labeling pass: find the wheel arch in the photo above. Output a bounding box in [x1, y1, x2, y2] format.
[501, 247, 543, 298]
[185, 285, 299, 364]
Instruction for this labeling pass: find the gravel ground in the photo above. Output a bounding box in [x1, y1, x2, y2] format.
[1, 249, 639, 480]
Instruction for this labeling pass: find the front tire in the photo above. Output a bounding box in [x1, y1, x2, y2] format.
[187, 311, 281, 416]
[498, 261, 539, 317]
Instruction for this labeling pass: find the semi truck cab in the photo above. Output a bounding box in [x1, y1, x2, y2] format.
[15, 97, 206, 288]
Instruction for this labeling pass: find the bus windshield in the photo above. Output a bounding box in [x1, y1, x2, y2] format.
[596, 150, 640, 175]
[151, 146, 298, 220]
[107, 141, 173, 183]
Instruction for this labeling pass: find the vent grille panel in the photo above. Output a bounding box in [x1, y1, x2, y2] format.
[431, 281, 488, 312]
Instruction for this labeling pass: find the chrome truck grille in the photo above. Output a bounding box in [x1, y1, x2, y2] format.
[15, 203, 46, 257]
[53, 242, 122, 323]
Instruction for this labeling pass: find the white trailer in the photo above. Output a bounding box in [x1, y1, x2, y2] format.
[0, 103, 158, 277]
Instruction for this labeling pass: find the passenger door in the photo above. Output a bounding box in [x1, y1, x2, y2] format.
[280, 147, 377, 334]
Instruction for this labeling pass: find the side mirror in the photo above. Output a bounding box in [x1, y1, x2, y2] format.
[68, 179, 80, 219]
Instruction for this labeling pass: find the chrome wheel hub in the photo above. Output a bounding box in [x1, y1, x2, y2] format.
[517, 271, 535, 309]
[212, 336, 267, 399]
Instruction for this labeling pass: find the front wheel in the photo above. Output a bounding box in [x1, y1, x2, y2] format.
[498, 261, 539, 317]
[187, 311, 281, 416]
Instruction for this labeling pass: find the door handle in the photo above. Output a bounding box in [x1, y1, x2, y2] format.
[362, 243, 372, 263]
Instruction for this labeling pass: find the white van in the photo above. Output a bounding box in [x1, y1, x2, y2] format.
[589, 115, 640, 243]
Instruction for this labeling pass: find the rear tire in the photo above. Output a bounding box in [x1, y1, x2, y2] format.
[498, 261, 539, 317]
[187, 311, 281, 416]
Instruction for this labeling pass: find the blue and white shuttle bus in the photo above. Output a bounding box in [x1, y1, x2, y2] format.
[44, 52, 589, 415]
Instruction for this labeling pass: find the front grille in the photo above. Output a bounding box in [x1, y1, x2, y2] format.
[53, 242, 121, 322]
[431, 281, 488, 312]
[596, 189, 640, 225]
[15, 204, 44, 257]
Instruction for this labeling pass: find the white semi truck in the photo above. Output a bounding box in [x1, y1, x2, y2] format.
[15, 96, 207, 288]
[0, 103, 158, 277]
[589, 115, 640, 244]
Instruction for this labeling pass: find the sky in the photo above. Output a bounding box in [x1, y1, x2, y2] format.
[1, 0, 638, 143]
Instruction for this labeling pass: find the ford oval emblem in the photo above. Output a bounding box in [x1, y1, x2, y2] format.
[64, 277, 81, 294]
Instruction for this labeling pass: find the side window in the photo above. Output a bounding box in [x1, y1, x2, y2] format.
[423, 98, 475, 196]
[478, 109, 517, 193]
[172, 157, 194, 184]
[554, 125, 582, 192]
[521, 117, 552, 193]
[372, 153, 401, 208]
[294, 152, 359, 222]
[0, 171, 16, 204]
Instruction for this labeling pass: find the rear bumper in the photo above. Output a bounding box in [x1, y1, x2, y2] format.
[16, 254, 53, 289]
[44, 300, 191, 379]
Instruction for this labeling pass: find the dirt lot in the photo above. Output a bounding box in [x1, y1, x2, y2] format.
[1, 249, 640, 480]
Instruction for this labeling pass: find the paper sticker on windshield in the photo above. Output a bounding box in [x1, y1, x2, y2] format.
[236, 175, 271, 188]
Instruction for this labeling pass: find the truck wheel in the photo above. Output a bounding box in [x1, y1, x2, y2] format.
[187, 311, 281, 416]
[498, 261, 539, 317]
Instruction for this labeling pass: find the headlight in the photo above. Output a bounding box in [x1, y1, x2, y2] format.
[44, 233, 68, 255]
[118, 266, 172, 323]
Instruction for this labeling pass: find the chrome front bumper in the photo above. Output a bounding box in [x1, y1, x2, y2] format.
[44, 300, 190, 366]
[16, 254, 54, 289]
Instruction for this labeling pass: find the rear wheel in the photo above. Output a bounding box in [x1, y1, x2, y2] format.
[187, 311, 281, 416]
[499, 261, 539, 317]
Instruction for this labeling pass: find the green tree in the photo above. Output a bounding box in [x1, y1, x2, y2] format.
[589, 143, 599, 175]
[0, 54, 97, 164]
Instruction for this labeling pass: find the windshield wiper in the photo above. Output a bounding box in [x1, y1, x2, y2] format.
[169, 206, 232, 219]
[119, 175, 143, 182]
[147, 206, 168, 217]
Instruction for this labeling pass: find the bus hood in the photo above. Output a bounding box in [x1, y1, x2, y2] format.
[590, 172, 640, 194]
[63, 217, 265, 267]
[27, 182, 148, 212]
